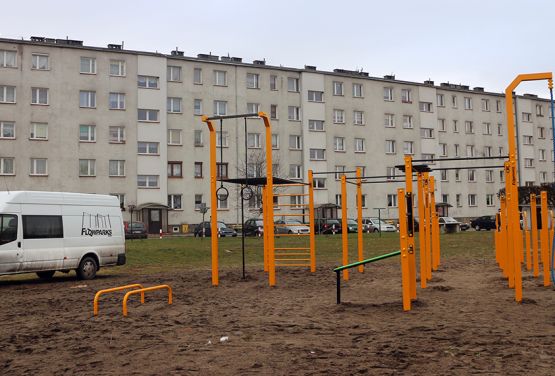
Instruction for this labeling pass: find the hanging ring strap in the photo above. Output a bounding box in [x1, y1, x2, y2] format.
[219, 119, 224, 189]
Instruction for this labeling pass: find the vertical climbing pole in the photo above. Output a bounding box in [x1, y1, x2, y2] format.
[499, 194, 508, 276]
[540, 191, 550, 286]
[341, 174, 349, 281]
[423, 172, 432, 282]
[308, 170, 316, 273]
[417, 172, 426, 288]
[356, 168, 364, 273]
[262, 186, 269, 272]
[530, 193, 539, 277]
[403, 156, 417, 299]
[523, 211, 531, 271]
[429, 176, 440, 271]
[260, 113, 275, 287]
[398, 188, 411, 311]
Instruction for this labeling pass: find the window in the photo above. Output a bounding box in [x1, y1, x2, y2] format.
[31, 54, 49, 70]
[468, 169, 476, 182]
[194, 130, 203, 147]
[386, 167, 396, 180]
[30, 158, 47, 175]
[271, 133, 279, 149]
[419, 102, 432, 112]
[354, 138, 366, 153]
[453, 120, 459, 133]
[246, 163, 259, 178]
[522, 112, 532, 122]
[194, 194, 203, 210]
[137, 175, 159, 188]
[247, 103, 260, 114]
[539, 149, 547, 161]
[441, 194, 449, 204]
[540, 171, 548, 183]
[466, 145, 475, 157]
[334, 81, 344, 96]
[496, 100, 502, 112]
[270, 105, 278, 120]
[211, 70, 227, 86]
[335, 194, 342, 206]
[167, 97, 182, 113]
[217, 194, 229, 210]
[289, 135, 302, 150]
[486, 170, 494, 183]
[79, 124, 96, 142]
[384, 87, 393, 101]
[420, 128, 434, 139]
[335, 165, 346, 180]
[23, 215, 63, 239]
[137, 142, 159, 154]
[109, 92, 125, 110]
[465, 121, 474, 134]
[30, 122, 48, 140]
[481, 99, 490, 111]
[454, 144, 460, 157]
[79, 159, 96, 177]
[333, 109, 345, 124]
[353, 111, 365, 125]
[403, 141, 414, 155]
[194, 162, 203, 178]
[0, 158, 14, 175]
[287, 77, 299, 92]
[456, 194, 462, 207]
[536, 104, 544, 117]
[31, 87, 48, 105]
[246, 73, 260, 89]
[109, 160, 125, 177]
[524, 158, 534, 168]
[216, 131, 228, 147]
[80, 57, 96, 74]
[497, 123, 503, 136]
[422, 154, 435, 163]
[438, 118, 446, 132]
[440, 143, 448, 157]
[401, 89, 412, 103]
[248, 133, 261, 149]
[440, 170, 448, 181]
[270, 75, 278, 90]
[168, 194, 182, 210]
[112, 193, 127, 211]
[290, 195, 304, 209]
[167, 66, 182, 82]
[334, 137, 345, 152]
[486, 194, 494, 207]
[482, 122, 491, 135]
[387, 194, 398, 207]
[538, 127, 546, 139]
[168, 129, 182, 145]
[167, 162, 182, 178]
[384, 113, 395, 128]
[110, 60, 126, 76]
[0, 50, 17, 68]
[308, 119, 324, 131]
[109, 126, 125, 143]
[437, 94, 445, 107]
[193, 99, 203, 115]
[313, 178, 326, 189]
[386, 140, 396, 154]
[307, 90, 324, 102]
[468, 194, 477, 207]
[289, 165, 303, 179]
[193, 68, 202, 84]
[216, 163, 228, 179]
[357, 166, 366, 176]
[137, 109, 159, 122]
[138, 75, 159, 89]
[0, 86, 16, 103]
[452, 95, 458, 108]
[79, 91, 96, 108]
[309, 148, 326, 160]
[498, 147, 504, 156]
[484, 146, 492, 157]
[403, 115, 413, 129]
[523, 135, 533, 145]
[352, 83, 363, 97]
[0, 121, 15, 139]
[464, 97, 472, 110]
[288, 106, 300, 121]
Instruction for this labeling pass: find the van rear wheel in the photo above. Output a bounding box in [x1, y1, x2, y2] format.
[36, 271, 55, 280]
[77, 256, 98, 280]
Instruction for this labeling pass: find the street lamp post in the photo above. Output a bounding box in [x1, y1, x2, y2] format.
[373, 207, 386, 237]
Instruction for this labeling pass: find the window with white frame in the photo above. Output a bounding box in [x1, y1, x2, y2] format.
[466, 145, 475, 157]
[524, 158, 534, 168]
[167, 66, 182, 82]
[30, 158, 47, 175]
[354, 138, 366, 153]
[194, 130, 203, 147]
[79, 124, 96, 142]
[270, 75, 278, 90]
[384, 113, 395, 128]
[109, 160, 125, 177]
[109, 126, 125, 143]
[481, 98, 490, 112]
[352, 83, 363, 97]
[497, 123, 503, 136]
[247, 133, 261, 149]
[168, 194, 182, 209]
[0, 86, 16, 103]
[540, 171, 548, 183]
[271, 133, 279, 149]
[468, 169, 476, 182]
[194, 194, 203, 209]
[287, 77, 299, 92]
[386, 140, 396, 154]
[536, 104, 544, 117]
[384, 87, 393, 101]
[31, 87, 48, 105]
[468, 194, 477, 207]
[401, 88, 412, 103]
[168, 129, 182, 145]
[422, 154, 435, 163]
[313, 178, 326, 189]
[213, 101, 227, 116]
[138, 175, 159, 188]
[438, 118, 446, 132]
[485, 170, 494, 182]
[440, 170, 448, 181]
[247, 103, 260, 114]
[270, 104, 278, 120]
[484, 146, 492, 157]
[216, 131, 228, 147]
[454, 144, 460, 157]
[0, 157, 14, 175]
[357, 166, 366, 176]
[109, 92, 125, 110]
[353, 111, 365, 125]
[386, 167, 396, 180]
[168, 162, 183, 178]
[137, 142, 159, 155]
[167, 97, 182, 113]
[361, 194, 367, 208]
[213, 70, 227, 86]
[0, 50, 17, 68]
[79, 91, 96, 108]
[482, 122, 491, 135]
[334, 81, 344, 96]
[465, 121, 474, 134]
[523, 135, 533, 145]
[522, 112, 532, 122]
[538, 127, 546, 139]
[289, 135, 302, 150]
[333, 137, 345, 152]
[30, 122, 48, 140]
[440, 143, 447, 157]
[456, 194, 462, 207]
[308, 90, 324, 102]
[246, 73, 260, 89]
[403, 141, 414, 155]
[289, 164, 303, 179]
[137, 109, 159, 122]
[498, 147, 504, 156]
[217, 194, 229, 210]
[193, 68, 202, 84]
[437, 93, 445, 107]
[539, 149, 546, 161]
[453, 120, 459, 133]
[403, 115, 413, 129]
[31, 54, 49, 70]
[309, 148, 326, 160]
[452, 95, 458, 108]
[0, 121, 15, 139]
[485, 194, 494, 207]
[138, 75, 159, 89]
[464, 97, 473, 110]
[216, 163, 228, 179]
[442, 194, 449, 204]
[193, 99, 202, 115]
[79, 159, 96, 177]
[419, 102, 433, 112]
[194, 162, 204, 178]
[290, 195, 304, 209]
[420, 128, 434, 139]
[288, 106, 300, 121]
[80, 57, 96, 74]
[387, 194, 398, 207]
[110, 60, 126, 76]
[308, 119, 324, 131]
[335, 194, 342, 206]
[333, 109, 345, 124]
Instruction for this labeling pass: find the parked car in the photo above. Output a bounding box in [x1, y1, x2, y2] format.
[125, 222, 148, 239]
[194, 221, 237, 237]
[362, 218, 397, 232]
[470, 215, 496, 231]
[346, 219, 358, 233]
[275, 219, 311, 234]
[460, 223, 470, 231]
[314, 218, 342, 234]
[243, 218, 264, 236]
[439, 216, 461, 233]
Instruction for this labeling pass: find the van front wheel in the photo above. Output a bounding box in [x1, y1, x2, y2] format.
[36, 271, 55, 280]
[77, 256, 98, 280]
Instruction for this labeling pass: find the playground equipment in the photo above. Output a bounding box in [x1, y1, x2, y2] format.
[93, 283, 171, 317]
[122, 285, 172, 317]
[93, 284, 145, 316]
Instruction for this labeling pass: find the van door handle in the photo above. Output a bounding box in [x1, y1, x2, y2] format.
[17, 241, 21, 248]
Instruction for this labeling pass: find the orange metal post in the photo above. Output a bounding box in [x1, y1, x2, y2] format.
[505, 163, 515, 288]
[540, 191, 550, 287]
[308, 170, 316, 272]
[398, 188, 411, 311]
[549, 210, 554, 260]
[423, 172, 432, 281]
[262, 186, 269, 272]
[404, 156, 417, 300]
[523, 211, 531, 271]
[341, 174, 349, 281]
[499, 195, 507, 274]
[430, 176, 439, 271]
[122, 285, 172, 317]
[93, 284, 144, 316]
[531, 194, 539, 277]
[356, 168, 364, 273]
[495, 213, 499, 263]
[417, 172, 427, 288]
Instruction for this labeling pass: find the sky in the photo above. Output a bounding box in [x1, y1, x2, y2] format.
[2, 0, 554, 96]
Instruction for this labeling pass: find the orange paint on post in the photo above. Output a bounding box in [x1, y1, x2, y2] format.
[341, 175, 349, 281]
[531, 194, 539, 277]
[398, 188, 411, 311]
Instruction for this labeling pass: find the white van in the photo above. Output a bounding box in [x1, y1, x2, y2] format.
[0, 191, 126, 280]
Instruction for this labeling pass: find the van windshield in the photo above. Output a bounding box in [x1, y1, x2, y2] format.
[0, 214, 18, 245]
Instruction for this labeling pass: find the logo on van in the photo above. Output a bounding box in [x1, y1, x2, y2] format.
[81, 213, 113, 237]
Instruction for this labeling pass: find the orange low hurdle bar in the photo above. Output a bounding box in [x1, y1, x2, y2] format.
[94, 284, 144, 316]
[122, 285, 173, 317]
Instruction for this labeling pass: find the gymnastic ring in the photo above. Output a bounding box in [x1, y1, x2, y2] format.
[241, 186, 254, 201]
[216, 186, 229, 201]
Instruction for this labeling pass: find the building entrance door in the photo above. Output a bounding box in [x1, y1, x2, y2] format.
[148, 209, 162, 234]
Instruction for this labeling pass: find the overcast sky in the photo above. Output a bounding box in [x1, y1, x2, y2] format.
[3, 0, 554, 96]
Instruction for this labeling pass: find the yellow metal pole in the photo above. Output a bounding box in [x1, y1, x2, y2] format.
[262, 186, 268, 272]
[417, 172, 427, 288]
[423, 172, 432, 281]
[398, 188, 411, 311]
[523, 211, 531, 271]
[404, 156, 417, 300]
[540, 191, 550, 287]
[260, 112, 276, 286]
[495, 212, 500, 264]
[341, 174, 349, 281]
[531, 193, 539, 277]
[430, 176, 439, 271]
[549, 210, 554, 262]
[356, 168, 364, 273]
[500, 195, 507, 275]
[308, 170, 316, 273]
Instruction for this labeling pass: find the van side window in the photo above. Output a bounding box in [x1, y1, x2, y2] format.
[0, 214, 18, 245]
[23, 215, 63, 239]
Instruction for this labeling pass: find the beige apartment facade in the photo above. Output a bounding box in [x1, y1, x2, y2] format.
[0, 37, 552, 232]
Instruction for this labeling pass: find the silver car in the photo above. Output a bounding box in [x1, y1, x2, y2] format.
[274, 219, 311, 234]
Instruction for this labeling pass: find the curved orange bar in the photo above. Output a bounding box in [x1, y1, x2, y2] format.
[93, 284, 144, 316]
[122, 285, 173, 317]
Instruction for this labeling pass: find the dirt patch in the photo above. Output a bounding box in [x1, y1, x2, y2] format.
[1, 256, 555, 375]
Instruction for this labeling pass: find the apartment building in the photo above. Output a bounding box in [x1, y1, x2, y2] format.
[0, 37, 552, 232]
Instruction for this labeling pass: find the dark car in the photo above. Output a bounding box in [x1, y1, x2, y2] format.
[470, 215, 496, 231]
[243, 218, 264, 236]
[314, 218, 342, 234]
[194, 221, 237, 237]
[125, 222, 148, 239]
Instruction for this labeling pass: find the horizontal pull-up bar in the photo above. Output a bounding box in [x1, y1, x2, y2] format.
[360, 179, 417, 184]
[429, 165, 505, 171]
[204, 113, 261, 121]
[312, 170, 359, 175]
[410, 155, 508, 163]
[345, 173, 416, 180]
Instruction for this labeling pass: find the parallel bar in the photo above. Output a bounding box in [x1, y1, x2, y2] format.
[274, 247, 311, 250]
[411, 155, 509, 163]
[275, 253, 310, 256]
[333, 250, 401, 272]
[205, 113, 260, 121]
[275, 258, 311, 261]
[276, 264, 311, 267]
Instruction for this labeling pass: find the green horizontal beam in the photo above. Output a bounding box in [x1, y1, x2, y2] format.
[333, 250, 401, 272]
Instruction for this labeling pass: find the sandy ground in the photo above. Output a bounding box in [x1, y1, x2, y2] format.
[1, 256, 555, 375]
